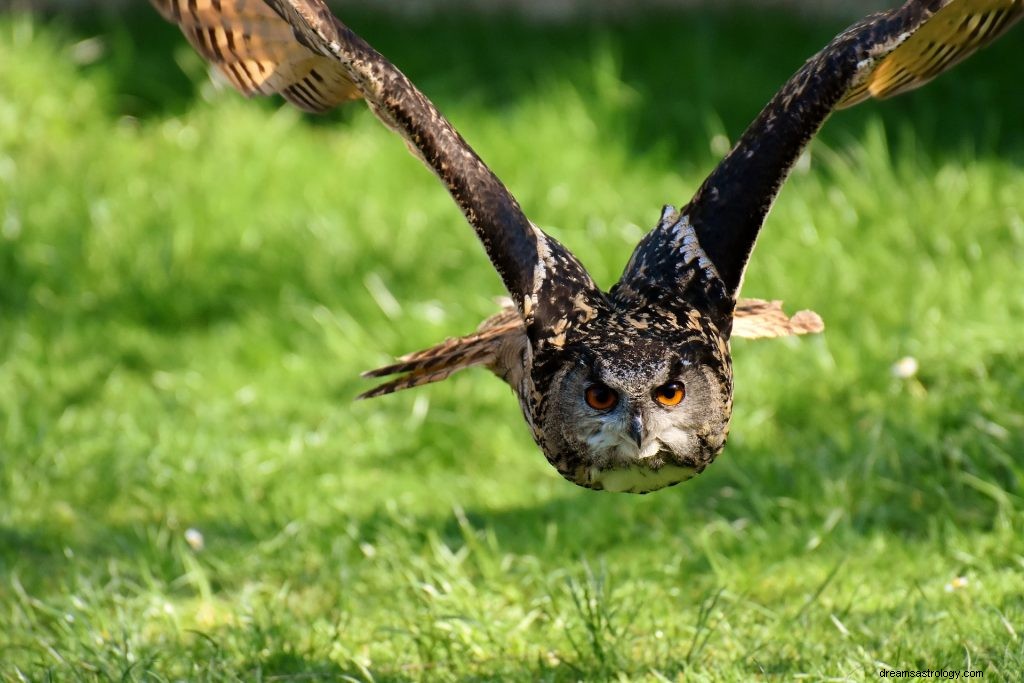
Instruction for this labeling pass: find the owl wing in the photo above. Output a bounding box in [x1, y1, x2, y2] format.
[838, 0, 1023, 107]
[617, 0, 1022, 308]
[358, 304, 523, 399]
[153, 0, 606, 342]
[150, 0, 360, 112]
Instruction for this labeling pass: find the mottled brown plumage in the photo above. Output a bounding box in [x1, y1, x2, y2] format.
[359, 298, 823, 399]
[154, 0, 1020, 493]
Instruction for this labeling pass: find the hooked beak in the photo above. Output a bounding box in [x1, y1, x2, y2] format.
[628, 412, 644, 449]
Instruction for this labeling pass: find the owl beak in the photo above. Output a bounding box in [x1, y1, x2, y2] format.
[628, 413, 644, 450]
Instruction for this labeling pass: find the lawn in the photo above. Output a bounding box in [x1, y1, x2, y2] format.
[1, 5, 1023, 681]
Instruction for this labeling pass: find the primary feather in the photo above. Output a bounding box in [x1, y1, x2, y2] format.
[839, 0, 1023, 107]
[151, 0, 360, 112]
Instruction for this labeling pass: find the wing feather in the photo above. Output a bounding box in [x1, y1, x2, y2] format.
[151, 0, 360, 112]
[153, 0, 606, 341]
[731, 299, 825, 339]
[617, 0, 1021, 310]
[839, 0, 1023, 106]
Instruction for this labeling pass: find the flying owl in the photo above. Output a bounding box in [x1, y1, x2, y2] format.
[152, 0, 1021, 493]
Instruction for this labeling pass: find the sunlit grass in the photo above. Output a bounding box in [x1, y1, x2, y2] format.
[1, 8, 1023, 681]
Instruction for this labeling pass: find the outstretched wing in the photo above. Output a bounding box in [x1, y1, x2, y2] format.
[153, 0, 606, 344]
[358, 305, 523, 399]
[619, 0, 1022, 304]
[150, 0, 360, 112]
[839, 0, 1023, 107]
[731, 298, 824, 339]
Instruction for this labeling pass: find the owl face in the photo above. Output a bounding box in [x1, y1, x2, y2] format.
[526, 310, 733, 493]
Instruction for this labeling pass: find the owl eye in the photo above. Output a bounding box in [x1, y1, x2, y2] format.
[654, 382, 685, 407]
[584, 383, 619, 411]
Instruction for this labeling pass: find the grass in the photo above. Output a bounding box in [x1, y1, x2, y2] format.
[1, 6, 1023, 681]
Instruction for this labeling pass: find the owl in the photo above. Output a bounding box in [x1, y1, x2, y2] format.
[153, 0, 1021, 493]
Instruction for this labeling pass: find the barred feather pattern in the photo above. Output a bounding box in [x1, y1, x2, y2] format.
[358, 307, 524, 399]
[839, 0, 1023, 107]
[150, 0, 360, 112]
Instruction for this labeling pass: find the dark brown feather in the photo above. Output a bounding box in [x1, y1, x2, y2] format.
[259, 0, 605, 336]
[619, 0, 1022, 304]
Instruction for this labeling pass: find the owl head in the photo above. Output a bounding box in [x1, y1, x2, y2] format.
[523, 304, 733, 494]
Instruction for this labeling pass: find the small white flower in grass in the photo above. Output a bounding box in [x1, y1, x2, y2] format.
[891, 356, 919, 379]
[944, 576, 968, 592]
[184, 528, 205, 552]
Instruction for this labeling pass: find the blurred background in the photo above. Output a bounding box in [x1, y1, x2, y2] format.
[1, 1, 1022, 680]
[4, 0, 891, 17]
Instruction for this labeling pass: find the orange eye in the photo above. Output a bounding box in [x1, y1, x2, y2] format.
[584, 383, 619, 411]
[654, 382, 685, 407]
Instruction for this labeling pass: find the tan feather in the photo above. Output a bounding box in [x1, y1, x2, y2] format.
[150, 0, 360, 112]
[360, 299, 823, 397]
[358, 306, 523, 399]
[839, 0, 1023, 108]
[731, 299, 824, 339]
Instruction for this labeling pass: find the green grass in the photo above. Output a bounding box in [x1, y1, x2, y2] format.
[2, 7, 1023, 681]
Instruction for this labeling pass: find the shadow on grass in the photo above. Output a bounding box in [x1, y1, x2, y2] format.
[4, 340, 1020, 585]
[3, 335, 1020, 583]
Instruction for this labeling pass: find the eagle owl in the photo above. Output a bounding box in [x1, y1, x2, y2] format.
[153, 0, 1021, 493]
